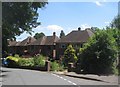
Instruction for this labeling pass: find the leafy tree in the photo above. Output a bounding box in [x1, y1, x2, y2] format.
[2, 2, 48, 52]
[110, 15, 120, 75]
[110, 15, 120, 29]
[60, 30, 65, 38]
[63, 45, 77, 67]
[78, 29, 117, 74]
[34, 32, 45, 39]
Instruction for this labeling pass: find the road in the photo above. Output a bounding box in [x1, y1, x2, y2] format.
[1, 67, 118, 86]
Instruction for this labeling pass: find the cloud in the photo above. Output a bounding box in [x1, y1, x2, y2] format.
[105, 21, 110, 24]
[80, 24, 91, 30]
[94, 1, 102, 6]
[46, 25, 63, 31]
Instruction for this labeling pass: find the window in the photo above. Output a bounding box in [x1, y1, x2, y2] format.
[60, 44, 66, 48]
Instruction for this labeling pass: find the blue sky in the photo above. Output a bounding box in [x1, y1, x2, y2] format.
[16, 1, 119, 41]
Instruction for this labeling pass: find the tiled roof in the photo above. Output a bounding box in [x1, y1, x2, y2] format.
[56, 29, 94, 43]
[29, 35, 59, 45]
[18, 37, 36, 46]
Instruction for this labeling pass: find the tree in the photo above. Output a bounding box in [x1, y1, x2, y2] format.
[2, 2, 48, 52]
[63, 45, 77, 67]
[110, 15, 120, 29]
[34, 32, 45, 39]
[78, 29, 117, 74]
[110, 15, 120, 75]
[60, 30, 65, 38]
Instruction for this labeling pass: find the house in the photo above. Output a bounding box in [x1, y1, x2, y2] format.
[8, 28, 94, 59]
[8, 37, 36, 56]
[8, 40, 21, 55]
[28, 32, 59, 58]
[55, 28, 94, 59]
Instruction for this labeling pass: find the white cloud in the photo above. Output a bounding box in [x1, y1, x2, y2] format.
[46, 25, 63, 31]
[105, 21, 110, 24]
[80, 24, 91, 30]
[94, 1, 102, 6]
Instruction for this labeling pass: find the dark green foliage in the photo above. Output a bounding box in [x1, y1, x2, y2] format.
[34, 32, 45, 39]
[60, 30, 65, 38]
[110, 15, 120, 29]
[110, 15, 120, 75]
[78, 29, 117, 74]
[2, 2, 48, 52]
[63, 45, 77, 67]
[33, 55, 46, 67]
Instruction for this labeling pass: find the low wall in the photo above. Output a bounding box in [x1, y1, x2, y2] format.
[6, 61, 50, 72]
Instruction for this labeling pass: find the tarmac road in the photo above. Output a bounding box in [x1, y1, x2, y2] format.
[1, 67, 119, 86]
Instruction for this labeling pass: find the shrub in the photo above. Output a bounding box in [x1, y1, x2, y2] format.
[14, 54, 20, 58]
[6, 56, 19, 62]
[51, 61, 59, 71]
[33, 55, 46, 67]
[63, 44, 77, 67]
[51, 61, 64, 71]
[6, 56, 19, 67]
[18, 58, 34, 67]
[77, 29, 117, 74]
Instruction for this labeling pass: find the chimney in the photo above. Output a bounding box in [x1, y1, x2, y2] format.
[78, 27, 81, 31]
[53, 32, 56, 45]
[53, 32, 56, 37]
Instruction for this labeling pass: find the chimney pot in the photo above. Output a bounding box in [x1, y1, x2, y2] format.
[78, 27, 81, 31]
[53, 32, 56, 36]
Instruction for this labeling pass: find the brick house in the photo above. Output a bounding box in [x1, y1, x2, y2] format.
[28, 32, 59, 58]
[55, 28, 94, 59]
[8, 37, 36, 56]
[8, 29, 94, 59]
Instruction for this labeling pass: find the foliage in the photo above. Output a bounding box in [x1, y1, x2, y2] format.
[60, 30, 65, 38]
[14, 54, 20, 58]
[50, 61, 64, 71]
[6, 56, 20, 67]
[110, 15, 120, 29]
[63, 45, 77, 67]
[34, 32, 45, 39]
[78, 29, 117, 74]
[6, 56, 19, 62]
[109, 15, 120, 75]
[50, 61, 59, 71]
[2, 2, 48, 52]
[33, 55, 46, 67]
[18, 58, 34, 67]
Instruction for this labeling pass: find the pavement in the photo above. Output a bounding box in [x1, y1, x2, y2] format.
[53, 71, 119, 85]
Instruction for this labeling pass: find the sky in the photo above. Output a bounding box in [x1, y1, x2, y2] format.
[16, 1, 119, 41]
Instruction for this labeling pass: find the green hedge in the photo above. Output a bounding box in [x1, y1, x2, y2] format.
[51, 61, 64, 71]
[18, 58, 34, 67]
[33, 55, 46, 67]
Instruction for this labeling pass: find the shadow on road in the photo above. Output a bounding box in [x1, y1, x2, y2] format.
[65, 74, 110, 83]
[0, 74, 8, 78]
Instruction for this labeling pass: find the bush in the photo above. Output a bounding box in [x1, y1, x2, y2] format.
[77, 29, 117, 74]
[18, 58, 34, 67]
[63, 44, 77, 67]
[33, 55, 46, 67]
[51, 61, 59, 71]
[14, 54, 20, 58]
[6, 56, 19, 67]
[51, 61, 64, 71]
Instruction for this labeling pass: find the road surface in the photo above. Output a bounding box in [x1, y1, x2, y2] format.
[1, 67, 118, 86]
